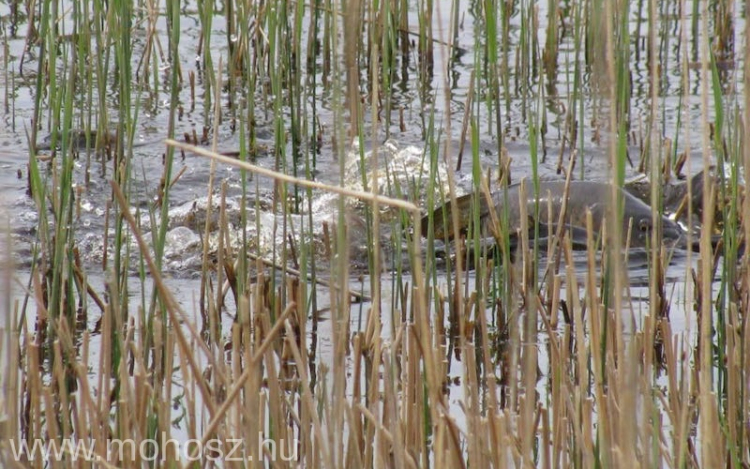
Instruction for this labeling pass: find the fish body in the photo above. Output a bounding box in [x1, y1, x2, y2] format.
[422, 180, 686, 249]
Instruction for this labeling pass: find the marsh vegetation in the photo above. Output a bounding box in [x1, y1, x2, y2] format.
[0, 0, 748, 467]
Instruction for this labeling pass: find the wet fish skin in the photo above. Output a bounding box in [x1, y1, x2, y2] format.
[624, 170, 708, 220]
[35, 129, 160, 151]
[36, 130, 116, 151]
[422, 180, 686, 249]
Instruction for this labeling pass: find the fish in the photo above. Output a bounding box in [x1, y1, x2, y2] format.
[421, 180, 687, 249]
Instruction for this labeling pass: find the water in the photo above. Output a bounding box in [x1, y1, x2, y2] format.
[1, 2, 735, 273]
[0, 0, 742, 465]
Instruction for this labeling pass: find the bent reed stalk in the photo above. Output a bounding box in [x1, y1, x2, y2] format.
[2, 0, 749, 467]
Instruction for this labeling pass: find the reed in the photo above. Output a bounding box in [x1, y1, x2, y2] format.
[4, 0, 750, 467]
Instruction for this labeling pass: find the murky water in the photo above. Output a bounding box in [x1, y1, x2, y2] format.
[2, 1, 737, 264]
[0, 0, 742, 463]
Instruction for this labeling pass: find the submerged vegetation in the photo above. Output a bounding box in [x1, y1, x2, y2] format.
[0, 0, 748, 467]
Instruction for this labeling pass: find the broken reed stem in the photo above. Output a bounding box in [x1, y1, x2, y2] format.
[166, 139, 418, 213]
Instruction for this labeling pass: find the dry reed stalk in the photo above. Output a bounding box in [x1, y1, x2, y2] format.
[696, 1, 724, 466]
[283, 318, 332, 466]
[167, 140, 418, 213]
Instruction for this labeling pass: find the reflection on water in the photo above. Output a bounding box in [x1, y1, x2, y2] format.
[0, 0, 744, 465]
